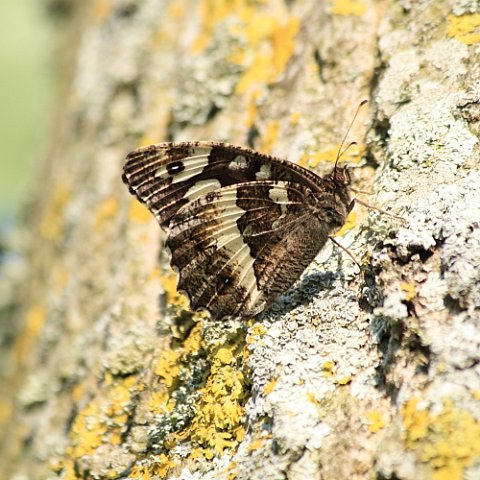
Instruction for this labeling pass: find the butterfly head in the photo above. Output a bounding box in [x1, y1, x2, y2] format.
[331, 164, 352, 188]
[315, 164, 354, 230]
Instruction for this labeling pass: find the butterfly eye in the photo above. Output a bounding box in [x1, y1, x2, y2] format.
[216, 275, 233, 294]
[167, 161, 185, 175]
[333, 166, 351, 186]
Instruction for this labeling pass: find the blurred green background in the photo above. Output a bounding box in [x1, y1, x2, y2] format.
[0, 0, 55, 221]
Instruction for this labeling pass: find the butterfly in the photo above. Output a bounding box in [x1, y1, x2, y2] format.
[122, 141, 354, 321]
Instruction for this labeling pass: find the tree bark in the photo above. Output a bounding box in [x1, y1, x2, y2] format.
[1, 1, 479, 479]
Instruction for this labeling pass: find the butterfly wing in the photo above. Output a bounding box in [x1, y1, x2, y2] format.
[122, 141, 324, 228]
[166, 181, 332, 320]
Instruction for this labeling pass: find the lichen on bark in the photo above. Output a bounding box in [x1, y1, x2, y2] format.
[1, 1, 479, 479]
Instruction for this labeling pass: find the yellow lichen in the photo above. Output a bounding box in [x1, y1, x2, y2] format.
[365, 410, 386, 433]
[236, 53, 271, 93]
[167, 2, 186, 18]
[152, 454, 174, 479]
[307, 56, 320, 75]
[191, 0, 238, 53]
[159, 270, 189, 310]
[192, 0, 300, 89]
[332, 0, 367, 16]
[289, 111, 301, 125]
[323, 360, 336, 370]
[216, 347, 234, 365]
[226, 461, 238, 480]
[154, 349, 182, 388]
[236, 425, 246, 441]
[72, 383, 85, 403]
[245, 88, 261, 128]
[91, 0, 112, 22]
[149, 266, 161, 283]
[169, 341, 247, 458]
[68, 402, 106, 458]
[94, 198, 118, 230]
[334, 211, 357, 237]
[323, 360, 336, 378]
[335, 375, 352, 385]
[234, 16, 299, 94]
[239, 13, 278, 45]
[150, 324, 203, 417]
[129, 454, 173, 479]
[105, 376, 137, 417]
[258, 120, 280, 154]
[402, 397, 480, 479]
[247, 438, 264, 451]
[24, 305, 46, 339]
[447, 13, 480, 45]
[190, 0, 299, 129]
[65, 326, 246, 473]
[403, 397, 430, 444]
[263, 379, 277, 395]
[149, 389, 175, 415]
[14, 305, 46, 366]
[306, 143, 366, 168]
[183, 323, 204, 354]
[248, 323, 267, 337]
[400, 282, 416, 302]
[437, 362, 447, 373]
[129, 199, 153, 224]
[305, 391, 316, 403]
[246, 323, 267, 346]
[137, 135, 158, 148]
[271, 18, 300, 76]
[0, 398, 13, 430]
[61, 375, 142, 478]
[60, 461, 77, 480]
[40, 184, 70, 240]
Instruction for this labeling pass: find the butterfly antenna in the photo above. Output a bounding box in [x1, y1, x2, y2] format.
[334, 99, 368, 171]
[338, 141, 358, 161]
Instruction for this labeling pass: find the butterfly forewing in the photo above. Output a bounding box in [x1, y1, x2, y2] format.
[122, 141, 352, 320]
[122, 142, 325, 228]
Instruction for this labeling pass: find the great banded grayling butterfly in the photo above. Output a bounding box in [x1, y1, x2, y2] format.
[122, 140, 356, 321]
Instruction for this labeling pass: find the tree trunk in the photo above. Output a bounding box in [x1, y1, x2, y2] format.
[1, 1, 479, 479]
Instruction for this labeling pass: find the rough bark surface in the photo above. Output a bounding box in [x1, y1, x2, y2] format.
[1, 1, 479, 479]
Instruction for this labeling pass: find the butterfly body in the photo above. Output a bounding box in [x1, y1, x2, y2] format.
[123, 142, 353, 320]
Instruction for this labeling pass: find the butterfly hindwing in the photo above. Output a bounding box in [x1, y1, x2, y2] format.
[166, 181, 330, 320]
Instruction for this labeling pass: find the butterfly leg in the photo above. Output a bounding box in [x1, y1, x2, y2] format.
[328, 236, 362, 270]
[353, 197, 404, 222]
